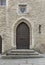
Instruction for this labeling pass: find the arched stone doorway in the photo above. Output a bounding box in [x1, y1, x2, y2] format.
[0, 36, 2, 53]
[16, 22, 30, 49]
[13, 18, 33, 49]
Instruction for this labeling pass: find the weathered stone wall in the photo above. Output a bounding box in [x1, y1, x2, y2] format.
[7, 0, 43, 52]
[0, 7, 6, 36]
[0, 0, 45, 53]
[34, 0, 45, 53]
[7, 0, 45, 53]
[0, 7, 6, 52]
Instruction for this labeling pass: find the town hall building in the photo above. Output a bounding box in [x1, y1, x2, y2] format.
[0, 0, 45, 55]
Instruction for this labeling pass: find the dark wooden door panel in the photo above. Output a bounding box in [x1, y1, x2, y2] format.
[16, 22, 30, 49]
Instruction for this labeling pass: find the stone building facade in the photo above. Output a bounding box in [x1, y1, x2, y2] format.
[0, 0, 45, 53]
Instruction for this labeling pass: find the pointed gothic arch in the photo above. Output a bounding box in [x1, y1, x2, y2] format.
[16, 22, 30, 49]
[13, 18, 32, 49]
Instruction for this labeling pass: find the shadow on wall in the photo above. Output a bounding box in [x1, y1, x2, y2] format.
[34, 43, 45, 54]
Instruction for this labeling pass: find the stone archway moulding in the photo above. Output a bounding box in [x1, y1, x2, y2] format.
[12, 17, 34, 49]
[0, 34, 4, 53]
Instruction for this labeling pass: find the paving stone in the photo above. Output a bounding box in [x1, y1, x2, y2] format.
[0, 55, 45, 65]
[20, 64, 32, 65]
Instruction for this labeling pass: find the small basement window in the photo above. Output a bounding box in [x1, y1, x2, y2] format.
[0, 0, 6, 5]
[19, 5, 27, 14]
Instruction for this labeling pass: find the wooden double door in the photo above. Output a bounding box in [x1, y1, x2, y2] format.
[16, 22, 30, 49]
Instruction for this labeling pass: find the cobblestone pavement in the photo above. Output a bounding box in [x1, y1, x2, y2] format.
[0, 55, 45, 65]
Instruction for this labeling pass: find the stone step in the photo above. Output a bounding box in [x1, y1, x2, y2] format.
[2, 54, 43, 59]
[2, 49, 43, 58]
[11, 49, 35, 51]
[6, 52, 39, 55]
[6, 49, 37, 55]
[10, 49, 35, 53]
[6, 53, 38, 55]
